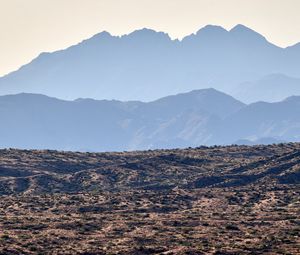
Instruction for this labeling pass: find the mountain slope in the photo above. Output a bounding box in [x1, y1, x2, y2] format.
[1, 25, 300, 101]
[1, 89, 300, 151]
[232, 74, 300, 103]
[0, 89, 244, 151]
[219, 95, 300, 144]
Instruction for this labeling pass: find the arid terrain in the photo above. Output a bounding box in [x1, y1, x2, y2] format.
[0, 143, 299, 254]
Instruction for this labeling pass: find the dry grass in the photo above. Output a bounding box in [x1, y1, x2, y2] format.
[0, 143, 299, 254]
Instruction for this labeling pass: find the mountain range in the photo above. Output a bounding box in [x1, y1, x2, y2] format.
[0, 25, 300, 102]
[1, 89, 299, 151]
[232, 73, 300, 103]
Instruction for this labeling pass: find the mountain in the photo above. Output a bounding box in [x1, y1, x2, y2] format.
[1, 25, 300, 101]
[0, 88, 300, 151]
[0, 89, 244, 151]
[232, 73, 300, 103]
[219, 95, 300, 144]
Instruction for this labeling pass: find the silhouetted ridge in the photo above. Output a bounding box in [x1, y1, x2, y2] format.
[230, 24, 263, 37]
[0, 24, 299, 102]
[0, 89, 299, 151]
[283, 95, 300, 102]
[195, 25, 228, 36]
[124, 28, 171, 41]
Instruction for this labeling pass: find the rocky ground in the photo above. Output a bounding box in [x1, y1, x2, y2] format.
[0, 143, 299, 254]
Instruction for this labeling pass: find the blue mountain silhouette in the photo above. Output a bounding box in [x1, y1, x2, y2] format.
[0, 89, 299, 151]
[0, 25, 299, 102]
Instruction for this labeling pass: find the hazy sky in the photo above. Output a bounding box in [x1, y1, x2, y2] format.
[1, 0, 300, 76]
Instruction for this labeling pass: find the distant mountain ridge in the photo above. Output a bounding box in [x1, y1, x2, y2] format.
[0, 89, 299, 151]
[0, 24, 300, 102]
[232, 74, 300, 103]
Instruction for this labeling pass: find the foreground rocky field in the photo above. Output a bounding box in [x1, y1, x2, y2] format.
[0, 143, 299, 254]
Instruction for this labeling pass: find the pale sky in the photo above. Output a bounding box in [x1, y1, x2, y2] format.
[1, 0, 300, 76]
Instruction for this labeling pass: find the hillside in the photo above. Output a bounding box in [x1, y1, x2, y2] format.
[0, 89, 245, 151]
[1, 90, 300, 151]
[0, 143, 299, 195]
[219, 95, 300, 144]
[232, 74, 300, 103]
[0, 143, 299, 254]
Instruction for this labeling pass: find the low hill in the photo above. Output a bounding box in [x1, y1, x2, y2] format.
[0, 143, 299, 254]
[0, 143, 299, 195]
